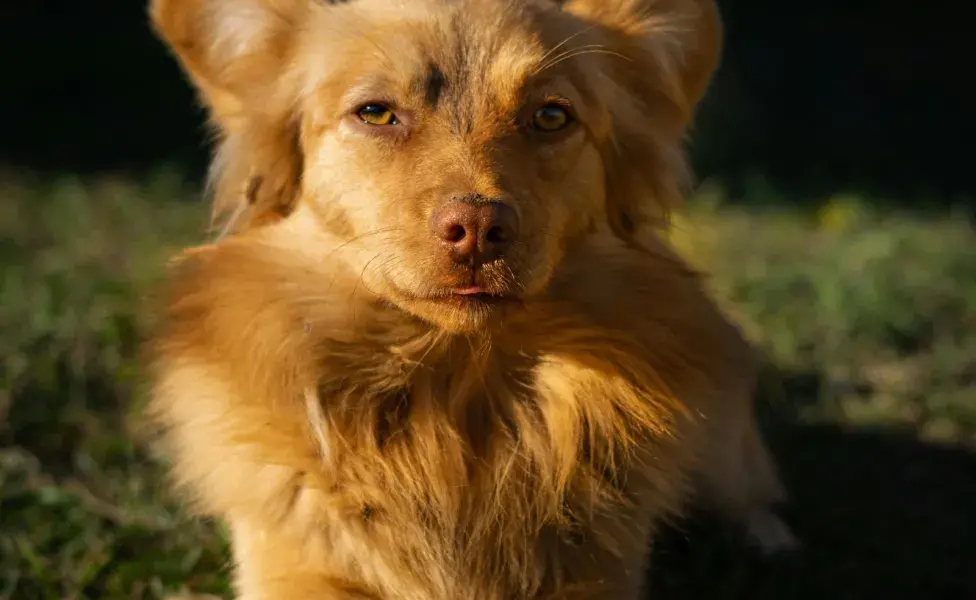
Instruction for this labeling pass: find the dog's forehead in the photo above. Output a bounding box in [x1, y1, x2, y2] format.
[306, 0, 595, 134]
[331, 0, 564, 92]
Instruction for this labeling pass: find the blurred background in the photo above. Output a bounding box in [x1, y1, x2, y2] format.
[1, 1, 974, 599]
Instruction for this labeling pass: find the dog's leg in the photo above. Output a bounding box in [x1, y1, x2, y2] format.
[228, 519, 381, 600]
[736, 418, 798, 554]
[744, 507, 798, 556]
[235, 578, 379, 600]
[697, 404, 799, 555]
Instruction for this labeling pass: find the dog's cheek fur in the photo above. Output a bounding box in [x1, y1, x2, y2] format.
[524, 144, 609, 287]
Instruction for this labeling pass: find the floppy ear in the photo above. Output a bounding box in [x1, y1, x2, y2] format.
[560, 0, 723, 237]
[150, 0, 313, 232]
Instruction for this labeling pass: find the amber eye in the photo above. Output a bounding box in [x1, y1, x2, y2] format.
[356, 104, 399, 126]
[531, 103, 572, 132]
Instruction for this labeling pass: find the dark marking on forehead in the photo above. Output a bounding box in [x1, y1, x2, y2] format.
[422, 64, 446, 110]
[422, 8, 534, 138]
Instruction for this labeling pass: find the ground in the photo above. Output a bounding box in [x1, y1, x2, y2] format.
[1, 171, 974, 599]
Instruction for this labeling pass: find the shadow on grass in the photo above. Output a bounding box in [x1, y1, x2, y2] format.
[649, 421, 976, 600]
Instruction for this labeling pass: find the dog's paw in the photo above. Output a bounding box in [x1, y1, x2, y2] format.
[746, 510, 800, 556]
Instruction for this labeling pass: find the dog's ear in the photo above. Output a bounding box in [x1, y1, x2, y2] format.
[150, 0, 311, 126]
[561, 0, 722, 124]
[560, 0, 723, 237]
[150, 0, 314, 232]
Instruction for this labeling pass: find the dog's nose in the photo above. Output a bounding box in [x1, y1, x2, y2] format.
[430, 199, 518, 264]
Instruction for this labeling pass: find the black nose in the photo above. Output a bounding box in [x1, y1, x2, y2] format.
[430, 198, 519, 265]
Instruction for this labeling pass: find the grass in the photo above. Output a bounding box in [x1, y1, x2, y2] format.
[1, 171, 974, 599]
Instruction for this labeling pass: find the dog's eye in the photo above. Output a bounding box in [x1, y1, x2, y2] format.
[357, 104, 399, 126]
[531, 104, 572, 132]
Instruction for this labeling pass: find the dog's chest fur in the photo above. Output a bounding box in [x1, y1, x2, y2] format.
[290, 331, 688, 598]
[152, 241, 712, 599]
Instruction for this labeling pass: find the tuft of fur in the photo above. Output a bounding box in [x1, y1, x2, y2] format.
[147, 1, 793, 598]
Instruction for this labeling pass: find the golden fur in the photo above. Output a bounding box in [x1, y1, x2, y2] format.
[146, 0, 794, 598]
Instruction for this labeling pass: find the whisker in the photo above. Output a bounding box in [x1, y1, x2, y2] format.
[537, 48, 632, 75]
[537, 25, 598, 67]
[325, 227, 403, 262]
[503, 263, 525, 293]
[402, 330, 444, 383]
[347, 251, 388, 325]
[535, 44, 609, 74]
[358, 252, 402, 297]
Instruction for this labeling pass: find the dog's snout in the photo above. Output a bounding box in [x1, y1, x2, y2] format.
[431, 199, 518, 264]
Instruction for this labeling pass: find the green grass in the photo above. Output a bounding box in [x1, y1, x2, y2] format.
[1, 172, 974, 599]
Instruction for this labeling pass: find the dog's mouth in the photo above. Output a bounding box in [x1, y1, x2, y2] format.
[453, 285, 493, 296]
[379, 268, 527, 332]
[384, 278, 522, 310]
[422, 266, 523, 304]
[377, 262, 531, 330]
[437, 286, 520, 306]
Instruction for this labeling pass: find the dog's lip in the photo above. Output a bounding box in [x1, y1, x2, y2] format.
[384, 280, 520, 304]
[452, 286, 492, 296]
[431, 285, 521, 304]
[442, 287, 517, 302]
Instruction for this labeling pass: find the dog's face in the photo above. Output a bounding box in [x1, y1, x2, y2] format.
[298, 3, 613, 330]
[152, 0, 722, 332]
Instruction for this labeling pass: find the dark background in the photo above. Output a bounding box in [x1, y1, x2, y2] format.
[2, 0, 972, 204]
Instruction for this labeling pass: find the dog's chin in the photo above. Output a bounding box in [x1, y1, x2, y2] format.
[382, 282, 526, 335]
[417, 297, 514, 334]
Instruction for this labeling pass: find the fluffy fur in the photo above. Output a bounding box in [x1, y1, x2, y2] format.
[147, 1, 794, 598]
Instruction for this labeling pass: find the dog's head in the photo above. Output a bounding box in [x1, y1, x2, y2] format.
[152, 0, 721, 332]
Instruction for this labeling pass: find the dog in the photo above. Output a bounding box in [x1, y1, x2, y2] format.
[146, 0, 796, 598]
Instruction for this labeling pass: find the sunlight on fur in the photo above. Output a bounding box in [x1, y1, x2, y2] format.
[146, 0, 795, 598]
